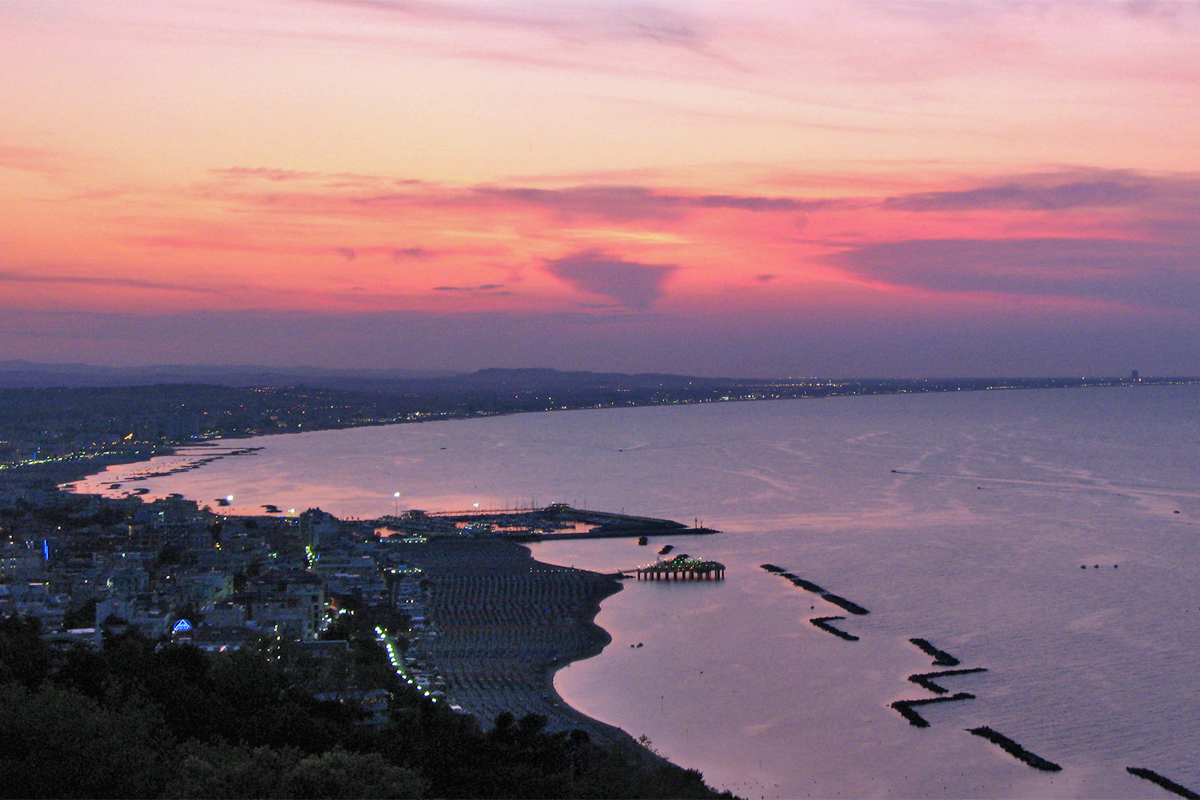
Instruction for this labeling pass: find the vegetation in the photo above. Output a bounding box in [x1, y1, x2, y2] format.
[0, 617, 730, 799]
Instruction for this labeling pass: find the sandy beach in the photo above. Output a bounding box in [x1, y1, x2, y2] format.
[403, 538, 637, 746]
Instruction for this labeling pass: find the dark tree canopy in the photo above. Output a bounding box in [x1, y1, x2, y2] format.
[0, 620, 730, 799]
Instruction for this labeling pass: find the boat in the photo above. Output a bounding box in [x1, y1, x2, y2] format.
[638, 536, 648, 545]
[658, 544, 674, 555]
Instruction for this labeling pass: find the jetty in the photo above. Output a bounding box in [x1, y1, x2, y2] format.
[632, 554, 725, 581]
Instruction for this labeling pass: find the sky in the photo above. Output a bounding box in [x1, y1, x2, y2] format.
[2, 0, 1199, 378]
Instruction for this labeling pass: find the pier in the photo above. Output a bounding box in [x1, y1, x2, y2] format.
[634, 554, 725, 581]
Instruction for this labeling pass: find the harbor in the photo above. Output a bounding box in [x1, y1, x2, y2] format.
[377, 503, 719, 542]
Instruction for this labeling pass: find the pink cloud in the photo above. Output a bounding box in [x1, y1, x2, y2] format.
[545, 249, 677, 309]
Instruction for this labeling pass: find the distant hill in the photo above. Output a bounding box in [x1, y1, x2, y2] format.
[0, 361, 459, 389]
[306, 367, 738, 398]
[0, 361, 746, 396]
[2, 361, 1189, 399]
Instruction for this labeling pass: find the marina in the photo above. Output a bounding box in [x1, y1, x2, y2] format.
[378, 503, 718, 543]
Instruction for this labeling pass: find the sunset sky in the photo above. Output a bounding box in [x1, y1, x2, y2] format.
[2, 0, 1198, 377]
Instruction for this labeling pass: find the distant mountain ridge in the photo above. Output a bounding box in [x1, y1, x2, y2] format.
[0, 361, 460, 389]
[2, 361, 1188, 395]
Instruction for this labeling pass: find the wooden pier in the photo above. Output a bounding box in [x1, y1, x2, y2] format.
[634, 554, 725, 581]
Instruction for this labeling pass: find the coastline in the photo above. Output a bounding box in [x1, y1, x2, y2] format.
[6, 445, 177, 488]
[30, 454, 697, 779]
[24, 380, 1192, 502]
[37, 386, 1200, 798]
[38, 448, 658, 755]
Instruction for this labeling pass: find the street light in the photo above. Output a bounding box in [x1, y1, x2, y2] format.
[393, 491, 401, 516]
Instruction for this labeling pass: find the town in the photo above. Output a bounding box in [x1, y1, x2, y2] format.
[0, 475, 729, 797]
[0, 487, 657, 719]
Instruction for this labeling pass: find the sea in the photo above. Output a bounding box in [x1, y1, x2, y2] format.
[70, 385, 1200, 799]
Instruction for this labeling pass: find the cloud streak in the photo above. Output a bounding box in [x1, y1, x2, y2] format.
[826, 237, 1200, 309]
[432, 283, 508, 294]
[210, 170, 840, 225]
[308, 0, 715, 53]
[210, 166, 1200, 230]
[0, 145, 67, 177]
[882, 179, 1154, 212]
[0, 269, 218, 294]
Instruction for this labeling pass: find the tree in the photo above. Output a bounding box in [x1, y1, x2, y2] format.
[0, 616, 50, 689]
[0, 682, 170, 798]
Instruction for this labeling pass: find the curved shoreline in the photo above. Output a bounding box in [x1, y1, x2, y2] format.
[539, 560, 632, 745]
[402, 537, 652, 751]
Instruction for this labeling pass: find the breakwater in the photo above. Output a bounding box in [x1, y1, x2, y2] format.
[756, 564, 1083, 780]
[889, 694, 976, 728]
[809, 616, 859, 641]
[889, 638, 981, 727]
[968, 726, 1061, 772]
[820, 593, 869, 616]
[909, 638, 960, 667]
[908, 667, 988, 694]
[758, 564, 869, 616]
[1126, 767, 1200, 799]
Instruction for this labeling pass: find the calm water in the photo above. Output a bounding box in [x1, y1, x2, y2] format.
[72, 386, 1200, 799]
